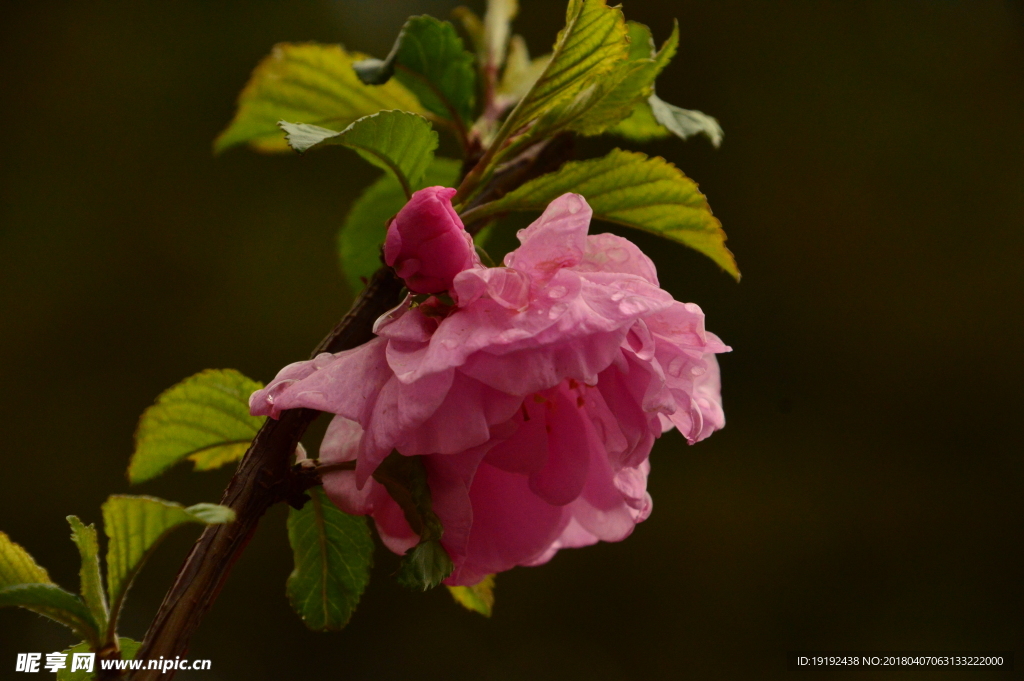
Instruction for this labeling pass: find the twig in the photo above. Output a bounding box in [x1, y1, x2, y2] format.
[128, 268, 404, 680]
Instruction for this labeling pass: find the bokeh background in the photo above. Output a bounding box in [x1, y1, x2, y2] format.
[2, 1, 1022, 679]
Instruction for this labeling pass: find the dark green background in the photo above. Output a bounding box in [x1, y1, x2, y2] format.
[1, 1, 1021, 679]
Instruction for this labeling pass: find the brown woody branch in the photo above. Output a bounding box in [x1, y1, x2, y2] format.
[128, 268, 404, 680]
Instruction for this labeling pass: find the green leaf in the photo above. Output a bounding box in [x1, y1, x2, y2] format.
[606, 97, 671, 142]
[447, 574, 495, 617]
[280, 111, 438, 197]
[103, 495, 235, 632]
[0, 537, 97, 640]
[466, 148, 739, 279]
[57, 638, 140, 681]
[602, 21, 724, 146]
[0, 530, 51, 587]
[609, 94, 723, 147]
[67, 517, 108, 634]
[372, 452, 453, 590]
[0, 584, 99, 646]
[338, 157, 461, 293]
[565, 21, 677, 137]
[285, 487, 374, 631]
[649, 95, 723, 147]
[395, 540, 453, 591]
[128, 369, 265, 484]
[214, 42, 425, 154]
[502, 0, 629, 143]
[354, 16, 477, 126]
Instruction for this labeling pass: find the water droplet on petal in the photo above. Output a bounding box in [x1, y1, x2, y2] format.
[667, 356, 686, 378]
[610, 291, 626, 302]
[548, 303, 568, 319]
[548, 286, 568, 299]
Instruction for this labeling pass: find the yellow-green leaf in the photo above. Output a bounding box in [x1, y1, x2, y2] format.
[0, 530, 51, 587]
[128, 369, 264, 484]
[103, 495, 234, 631]
[447, 574, 495, 617]
[504, 0, 629, 135]
[566, 21, 677, 136]
[286, 488, 374, 631]
[280, 110, 438, 197]
[214, 42, 425, 154]
[0, 532, 98, 641]
[0, 584, 100, 646]
[466, 148, 739, 279]
[67, 517, 108, 634]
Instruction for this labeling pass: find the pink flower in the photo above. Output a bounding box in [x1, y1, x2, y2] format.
[251, 193, 729, 585]
[383, 186, 479, 294]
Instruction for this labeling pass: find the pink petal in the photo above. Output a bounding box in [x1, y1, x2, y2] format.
[504, 193, 591, 284]
[578, 232, 660, 285]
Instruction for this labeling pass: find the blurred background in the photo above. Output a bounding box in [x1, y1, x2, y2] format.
[1, 1, 1022, 679]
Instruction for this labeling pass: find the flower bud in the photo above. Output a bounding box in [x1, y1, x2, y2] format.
[384, 186, 477, 294]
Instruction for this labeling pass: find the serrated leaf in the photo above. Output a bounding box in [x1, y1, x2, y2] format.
[447, 574, 495, 616]
[339, 157, 461, 293]
[280, 111, 438, 197]
[0, 530, 51, 587]
[372, 452, 453, 590]
[0, 531, 98, 642]
[67, 517, 108, 635]
[467, 148, 739, 279]
[565, 21, 678, 137]
[128, 369, 264, 484]
[601, 21, 721, 147]
[103, 495, 235, 630]
[286, 487, 373, 631]
[214, 42, 425, 154]
[502, 0, 629, 141]
[649, 95, 723, 147]
[0, 584, 99, 645]
[396, 540, 453, 591]
[354, 16, 477, 126]
[57, 638, 140, 681]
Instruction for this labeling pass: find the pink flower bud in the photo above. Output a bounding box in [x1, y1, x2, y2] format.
[384, 186, 478, 294]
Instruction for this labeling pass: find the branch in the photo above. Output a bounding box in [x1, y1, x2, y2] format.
[128, 267, 404, 680]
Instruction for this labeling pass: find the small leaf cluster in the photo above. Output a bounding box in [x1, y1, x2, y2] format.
[0, 497, 233, 672]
